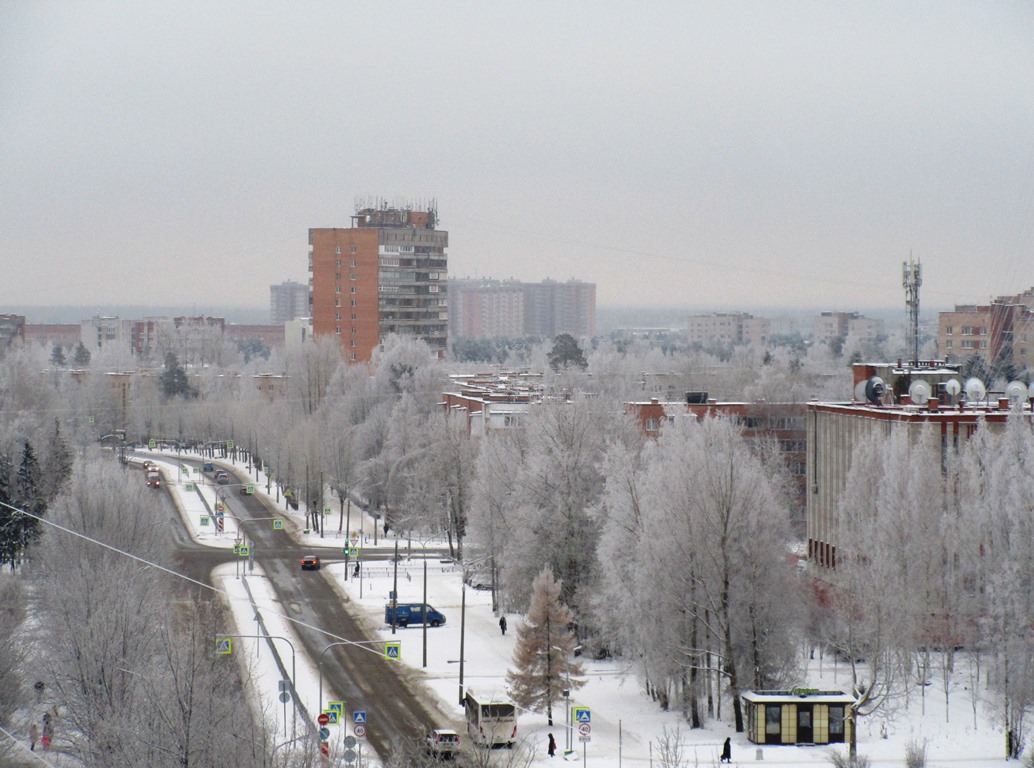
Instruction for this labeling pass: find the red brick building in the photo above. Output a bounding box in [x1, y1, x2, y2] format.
[310, 204, 448, 362]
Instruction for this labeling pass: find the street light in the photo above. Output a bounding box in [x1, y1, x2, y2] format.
[217, 634, 297, 740]
[316, 639, 381, 716]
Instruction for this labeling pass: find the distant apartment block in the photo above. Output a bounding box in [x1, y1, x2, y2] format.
[812, 311, 883, 344]
[131, 316, 225, 365]
[938, 287, 1034, 370]
[310, 204, 448, 362]
[270, 280, 310, 325]
[0, 314, 26, 348]
[23, 322, 80, 348]
[449, 278, 596, 340]
[686, 312, 769, 346]
[81, 316, 131, 350]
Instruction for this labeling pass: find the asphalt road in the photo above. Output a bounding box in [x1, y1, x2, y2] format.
[158, 456, 451, 762]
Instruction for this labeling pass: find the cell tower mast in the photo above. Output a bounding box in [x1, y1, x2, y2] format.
[903, 255, 922, 366]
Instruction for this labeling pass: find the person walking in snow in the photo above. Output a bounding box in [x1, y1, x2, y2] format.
[499, 615, 507, 635]
[720, 736, 732, 763]
[548, 733, 557, 757]
[29, 723, 38, 751]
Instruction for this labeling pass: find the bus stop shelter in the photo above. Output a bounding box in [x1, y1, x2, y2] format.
[742, 689, 855, 746]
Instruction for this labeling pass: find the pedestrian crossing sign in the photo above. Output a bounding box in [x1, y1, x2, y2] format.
[328, 701, 344, 715]
[273, 519, 284, 530]
[323, 710, 339, 725]
[384, 642, 401, 660]
[215, 638, 233, 655]
[574, 707, 591, 724]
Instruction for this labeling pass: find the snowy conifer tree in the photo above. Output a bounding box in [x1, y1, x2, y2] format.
[506, 567, 585, 726]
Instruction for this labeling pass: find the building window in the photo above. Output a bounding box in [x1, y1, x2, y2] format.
[351, 313, 357, 321]
[351, 300, 357, 307]
[962, 326, 973, 335]
[946, 340, 953, 348]
[335, 246, 341, 254]
[335, 273, 341, 280]
[946, 326, 953, 335]
[351, 327, 357, 334]
[335, 287, 341, 294]
[335, 299, 341, 307]
[979, 340, 987, 348]
[962, 340, 974, 349]
[350, 286, 356, 293]
[350, 259, 357, 267]
[350, 246, 357, 254]
[335, 313, 341, 321]
[429, 285, 439, 293]
[335, 327, 341, 334]
[336, 259, 341, 268]
[980, 326, 988, 335]
[645, 418, 659, 431]
[350, 274, 357, 281]
[350, 339, 356, 348]
[350, 353, 357, 361]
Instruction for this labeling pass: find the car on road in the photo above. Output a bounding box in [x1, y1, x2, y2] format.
[215, 470, 230, 485]
[300, 555, 321, 571]
[425, 728, 460, 759]
[202, 461, 214, 472]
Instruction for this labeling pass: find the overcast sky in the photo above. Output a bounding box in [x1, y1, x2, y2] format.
[2, 1, 1032, 318]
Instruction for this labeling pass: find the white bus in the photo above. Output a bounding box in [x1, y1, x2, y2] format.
[463, 691, 517, 748]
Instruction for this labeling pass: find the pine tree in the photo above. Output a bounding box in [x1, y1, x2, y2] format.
[0, 452, 15, 568]
[50, 345, 66, 366]
[15, 442, 44, 554]
[506, 567, 584, 726]
[43, 419, 74, 502]
[73, 341, 91, 366]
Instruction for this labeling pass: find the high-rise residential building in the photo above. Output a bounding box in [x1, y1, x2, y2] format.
[448, 278, 596, 340]
[309, 204, 448, 362]
[938, 287, 1034, 371]
[270, 280, 309, 325]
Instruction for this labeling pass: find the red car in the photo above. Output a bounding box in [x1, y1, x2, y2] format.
[300, 555, 321, 571]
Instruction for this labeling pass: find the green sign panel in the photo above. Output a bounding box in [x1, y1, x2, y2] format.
[322, 709, 339, 725]
[200, 516, 210, 527]
[237, 545, 250, 558]
[384, 642, 401, 661]
[226, 441, 234, 451]
[215, 638, 233, 655]
[148, 439, 157, 449]
[273, 519, 284, 530]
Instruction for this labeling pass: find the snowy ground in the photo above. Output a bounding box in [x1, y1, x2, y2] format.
[148, 449, 1016, 767]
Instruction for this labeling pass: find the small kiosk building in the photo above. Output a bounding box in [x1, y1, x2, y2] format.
[742, 689, 855, 745]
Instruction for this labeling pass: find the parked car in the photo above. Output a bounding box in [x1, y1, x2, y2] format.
[385, 603, 446, 628]
[425, 729, 460, 759]
[300, 555, 321, 571]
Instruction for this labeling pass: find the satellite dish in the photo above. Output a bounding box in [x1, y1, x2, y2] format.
[853, 380, 868, 402]
[908, 380, 932, 405]
[864, 376, 886, 405]
[1029, 381, 1034, 399]
[1004, 380, 1028, 403]
[964, 377, 986, 403]
[944, 378, 962, 397]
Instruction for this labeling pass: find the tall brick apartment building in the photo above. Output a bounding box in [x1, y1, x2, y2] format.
[309, 205, 448, 362]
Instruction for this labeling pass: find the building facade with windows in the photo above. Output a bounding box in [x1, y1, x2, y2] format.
[310, 205, 448, 362]
[448, 277, 596, 341]
[270, 280, 310, 325]
[938, 288, 1034, 371]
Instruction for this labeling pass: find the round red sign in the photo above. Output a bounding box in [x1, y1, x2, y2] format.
[318, 713, 330, 726]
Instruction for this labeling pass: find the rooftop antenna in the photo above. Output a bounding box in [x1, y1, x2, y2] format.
[903, 255, 922, 366]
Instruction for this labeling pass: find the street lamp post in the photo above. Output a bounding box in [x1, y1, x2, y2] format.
[218, 634, 297, 740]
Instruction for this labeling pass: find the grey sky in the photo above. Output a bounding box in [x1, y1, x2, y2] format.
[2, 1, 1032, 316]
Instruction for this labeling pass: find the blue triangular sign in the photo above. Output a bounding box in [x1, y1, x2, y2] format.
[353, 710, 366, 724]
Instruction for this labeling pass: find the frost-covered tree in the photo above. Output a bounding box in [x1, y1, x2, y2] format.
[506, 567, 584, 726]
[608, 415, 799, 730]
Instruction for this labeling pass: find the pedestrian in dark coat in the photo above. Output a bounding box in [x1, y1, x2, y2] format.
[548, 733, 557, 757]
[720, 736, 732, 763]
[499, 615, 507, 635]
[29, 723, 38, 751]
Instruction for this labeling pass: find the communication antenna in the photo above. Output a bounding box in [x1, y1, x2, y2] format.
[964, 377, 987, 403]
[908, 380, 932, 405]
[944, 378, 962, 403]
[1004, 381, 1028, 404]
[903, 255, 922, 366]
